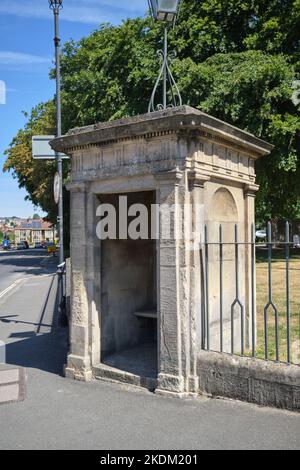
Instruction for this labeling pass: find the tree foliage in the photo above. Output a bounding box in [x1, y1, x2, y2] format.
[3, 101, 69, 223]
[3, 0, 300, 222]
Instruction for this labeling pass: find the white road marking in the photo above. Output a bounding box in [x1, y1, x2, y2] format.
[0, 279, 23, 300]
[0, 274, 55, 301]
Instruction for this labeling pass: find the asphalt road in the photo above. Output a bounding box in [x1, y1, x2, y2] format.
[0, 249, 56, 293]
[0, 251, 299, 450]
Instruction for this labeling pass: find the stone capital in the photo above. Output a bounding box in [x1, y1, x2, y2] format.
[244, 183, 259, 198]
[154, 169, 183, 186]
[187, 170, 211, 188]
[67, 182, 87, 193]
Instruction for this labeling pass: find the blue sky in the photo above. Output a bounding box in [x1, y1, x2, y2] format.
[0, 0, 146, 218]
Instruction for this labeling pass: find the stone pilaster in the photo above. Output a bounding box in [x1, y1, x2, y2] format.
[86, 190, 101, 367]
[244, 183, 259, 349]
[154, 170, 186, 396]
[65, 182, 92, 381]
[186, 171, 210, 394]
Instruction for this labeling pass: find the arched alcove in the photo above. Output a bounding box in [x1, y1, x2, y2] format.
[210, 188, 238, 223]
[206, 186, 243, 353]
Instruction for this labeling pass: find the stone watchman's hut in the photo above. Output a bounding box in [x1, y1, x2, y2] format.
[51, 106, 272, 397]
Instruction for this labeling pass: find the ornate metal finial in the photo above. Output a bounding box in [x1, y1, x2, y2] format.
[147, 0, 182, 112]
[49, 0, 63, 10]
[148, 27, 182, 112]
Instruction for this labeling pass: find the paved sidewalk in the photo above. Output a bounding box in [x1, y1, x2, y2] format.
[0, 258, 299, 450]
[0, 365, 299, 450]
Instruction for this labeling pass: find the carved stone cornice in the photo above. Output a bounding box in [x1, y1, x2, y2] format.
[50, 106, 274, 160]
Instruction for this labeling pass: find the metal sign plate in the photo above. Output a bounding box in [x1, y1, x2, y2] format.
[32, 135, 69, 160]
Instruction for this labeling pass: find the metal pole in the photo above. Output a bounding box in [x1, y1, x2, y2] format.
[53, 7, 64, 265]
[285, 221, 291, 363]
[52, 6, 67, 326]
[204, 225, 210, 350]
[251, 223, 256, 357]
[163, 27, 167, 109]
[219, 224, 223, 352]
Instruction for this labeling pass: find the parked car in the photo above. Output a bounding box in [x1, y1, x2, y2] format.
[293, 235, 300, 249]
[17, 241, 29, 250]
[256, 229, 267, 240]
[34, 242, 43, 249]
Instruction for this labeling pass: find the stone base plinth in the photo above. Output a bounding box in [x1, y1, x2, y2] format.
[93, 364, 157, 392]
[64, 354, 93, 382]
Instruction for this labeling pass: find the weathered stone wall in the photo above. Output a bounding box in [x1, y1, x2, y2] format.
[198, 351, 300, 412]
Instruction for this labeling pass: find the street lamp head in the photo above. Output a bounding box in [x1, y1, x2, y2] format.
[49, 0, 63, 10]
[148, 0, 181, 23]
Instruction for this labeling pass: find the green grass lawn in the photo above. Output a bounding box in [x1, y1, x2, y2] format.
[255, 249, 300, 365]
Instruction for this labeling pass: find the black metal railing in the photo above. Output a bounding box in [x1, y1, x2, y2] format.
[202, 221, 300, 366]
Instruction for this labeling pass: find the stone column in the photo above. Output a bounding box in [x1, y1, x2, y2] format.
[65, 182, 92, 381]
[155, 170, 187, 396]
[244, 183, 259, 349]
[86, 189, 101, 368]
[187, 171, 210, 394]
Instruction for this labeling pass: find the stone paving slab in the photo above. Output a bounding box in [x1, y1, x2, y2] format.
[0, 364, 26, 405]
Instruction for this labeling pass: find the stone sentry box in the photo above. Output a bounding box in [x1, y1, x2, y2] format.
[51, 106, 272, 397]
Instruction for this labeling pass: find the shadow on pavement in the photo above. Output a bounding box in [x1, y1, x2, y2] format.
[0, 315, 50, 329]
[0, 251, 45, 261]
[5, 330, 68, 376]
[3, 276, 68, 376]
[0, 252, 58, 277]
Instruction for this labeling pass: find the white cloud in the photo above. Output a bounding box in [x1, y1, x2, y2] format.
[0, 0, 146, 25]
[0, 52, 51, 66]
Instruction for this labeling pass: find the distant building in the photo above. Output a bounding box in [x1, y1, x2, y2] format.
[14, 219, 55, 245]
[0, 217, 21, 227]
[0, 224, 14, 240]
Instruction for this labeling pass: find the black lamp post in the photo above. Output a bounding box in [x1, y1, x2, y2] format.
[149, 0, 181, 22]
[148, 0, 182, 112]
[49, 0, 67, 325]
[49, 0, 64, 265]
